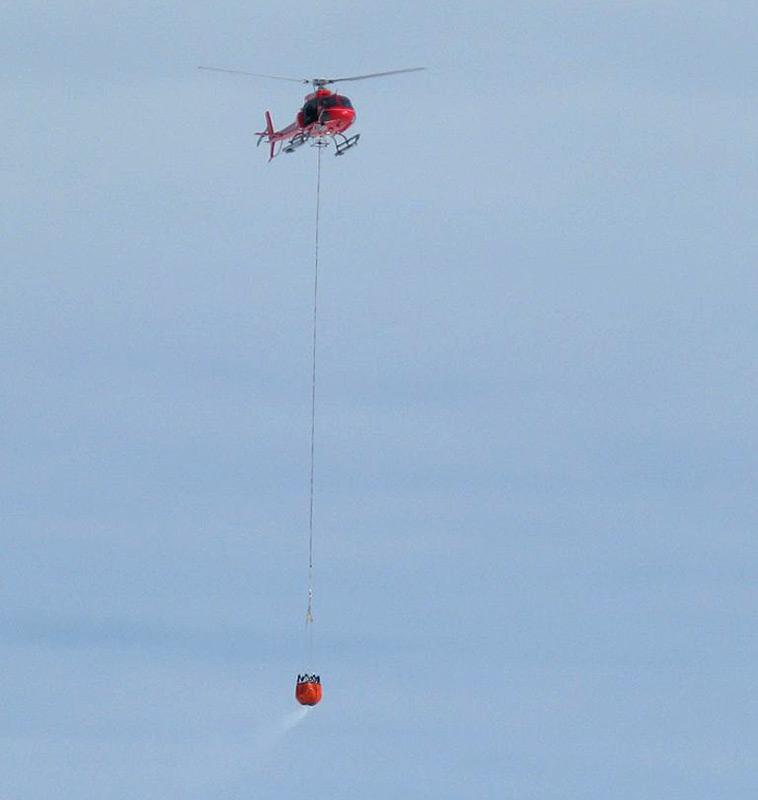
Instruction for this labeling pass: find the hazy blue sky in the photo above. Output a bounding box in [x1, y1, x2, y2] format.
[2, 2, 757, 798]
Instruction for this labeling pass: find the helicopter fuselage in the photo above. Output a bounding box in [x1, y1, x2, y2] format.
[257, 88, 358, 159]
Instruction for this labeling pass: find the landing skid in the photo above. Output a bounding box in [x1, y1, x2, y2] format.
[260, 131, 361, 159]
[282, 133, 308, 154]
[334, 133, 360, 156]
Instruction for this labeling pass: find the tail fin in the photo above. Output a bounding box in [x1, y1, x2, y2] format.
[264, 111, 275, 161]
[256, 111, 277, 160]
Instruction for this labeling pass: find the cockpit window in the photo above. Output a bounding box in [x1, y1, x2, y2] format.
[320, 95, 353, 109]
[302, 98, 319, 124]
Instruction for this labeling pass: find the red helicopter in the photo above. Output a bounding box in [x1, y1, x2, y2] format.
[198, 67, 425, 160]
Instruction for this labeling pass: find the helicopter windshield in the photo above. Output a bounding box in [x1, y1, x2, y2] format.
[321, 95, 353, 109]
[302, 94, 353, 125]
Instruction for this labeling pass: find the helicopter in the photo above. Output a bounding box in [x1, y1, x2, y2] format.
[197, 67, 425, 160]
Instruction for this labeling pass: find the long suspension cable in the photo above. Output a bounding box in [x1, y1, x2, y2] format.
[305, 143, 322, 634]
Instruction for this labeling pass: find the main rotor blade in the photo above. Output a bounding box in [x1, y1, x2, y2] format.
[198, 66, 307, 83]
[322, 67, 426, 84]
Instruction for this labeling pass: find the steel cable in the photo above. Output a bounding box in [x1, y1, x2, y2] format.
[305, 144, 322, 640]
